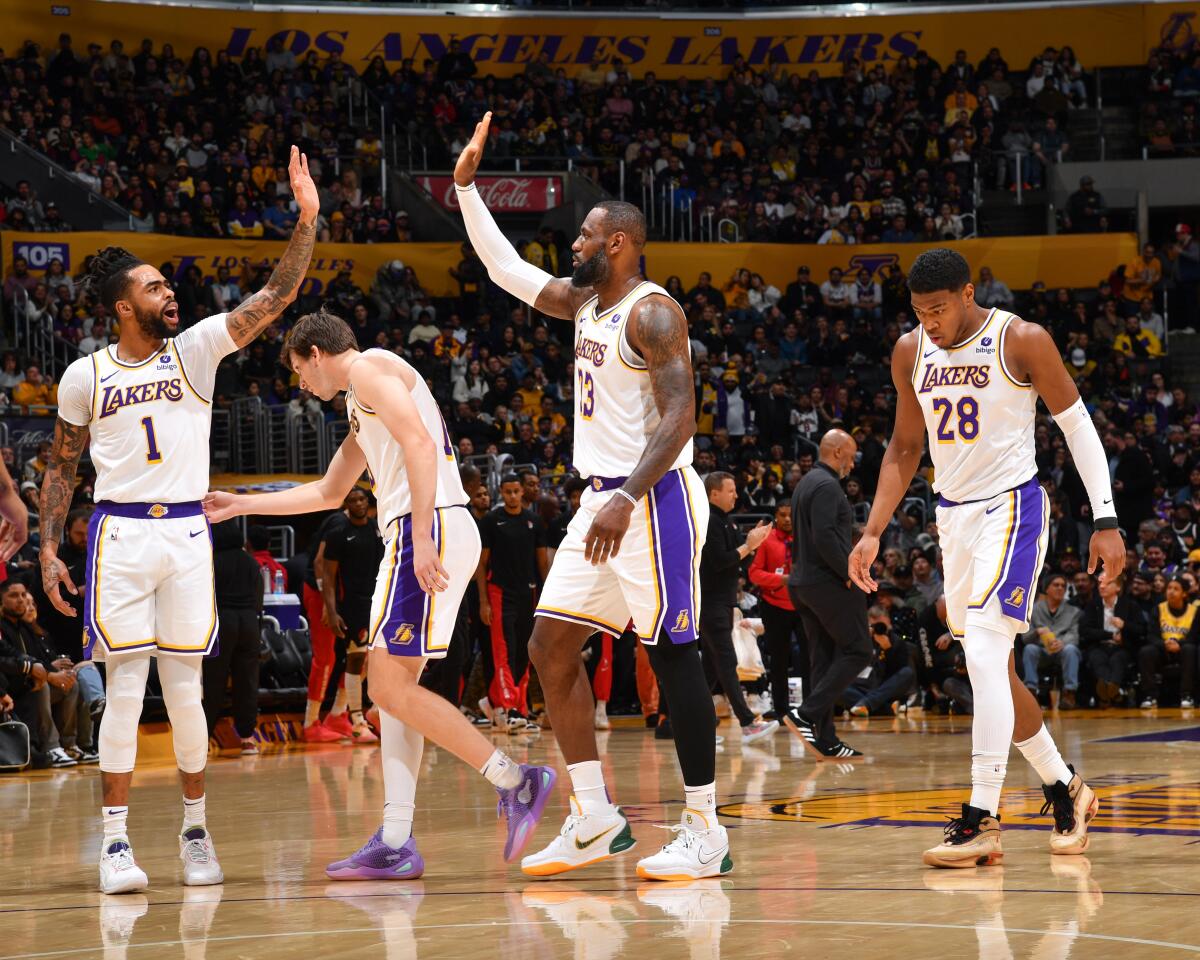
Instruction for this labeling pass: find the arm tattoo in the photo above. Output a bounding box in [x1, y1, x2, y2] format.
[622, 296, 696, 500]
[226, 219, 316, 347]
[39, 419, 89, 551]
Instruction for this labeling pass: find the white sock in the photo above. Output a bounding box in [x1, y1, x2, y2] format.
[345, 673, 364, 721]
[480, 748, 522, 789]
[1014, 723, 1073, 786]
[102, 805, 129, 843]
[380, 709, 423, 847]
[685, 781, 717, 821]
[182, 794, 206, 831]
[331, 686, 348, 716]
[304, 699, 321, 727]
[963, 621, 1016, 817]
[568, 759, 614, 815]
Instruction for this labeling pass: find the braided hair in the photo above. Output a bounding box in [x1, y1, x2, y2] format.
[80, 246, 145, 313]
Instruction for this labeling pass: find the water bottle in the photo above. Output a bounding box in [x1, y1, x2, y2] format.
[262, 567, 271, 595]
[273, 570, 285, 595]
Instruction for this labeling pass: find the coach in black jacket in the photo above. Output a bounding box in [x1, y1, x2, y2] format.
[786, 429, 872, 758]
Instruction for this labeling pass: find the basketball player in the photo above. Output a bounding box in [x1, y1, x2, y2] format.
[848, 249, 1125, 867]
[0, 457, 28, 562]
[455, 114, 728, 880]
[38, 147, 319, 893]
[202, 309, 557, 876]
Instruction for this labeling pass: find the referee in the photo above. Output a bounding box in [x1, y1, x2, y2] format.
[786, 429, 870, 760]
[476, 473, 549, 732]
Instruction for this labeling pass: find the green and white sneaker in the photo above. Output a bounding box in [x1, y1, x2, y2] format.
[521, 796, 636, 877]
[636, 809, 733, 881]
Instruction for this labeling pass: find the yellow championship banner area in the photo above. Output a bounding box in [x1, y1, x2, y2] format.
[4, 1, 1197, 79]
[5, 231, 1137, 302]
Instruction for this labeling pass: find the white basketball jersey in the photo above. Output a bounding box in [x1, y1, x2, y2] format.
[55, 314, 236, 503]
[346, 350, 468, 531]
[571, 280, 693, 478]
[912, 308, 1036, 502]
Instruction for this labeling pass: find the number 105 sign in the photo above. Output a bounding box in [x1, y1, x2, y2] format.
[13, 241, 70, 271]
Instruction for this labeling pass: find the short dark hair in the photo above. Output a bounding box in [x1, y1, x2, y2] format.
[908, 248, 971, 294]
[284, 307, 357, 366]
[81, 246, 146, 312]
[0, 580, 25, 599]
[595, 200, 647, 249]
[774, 500, 790, 515]
[67, 508, 91, 529]
[248, 524, 271, 550]
[563, 476, 589, 498]
[704, 470, 735, 495]
[500, 472, 522, 486]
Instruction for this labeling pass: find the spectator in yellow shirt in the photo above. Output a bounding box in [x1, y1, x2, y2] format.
[1123, 242, 1162, 307]
[1113, 315, 1164, 358]
[539, 396, 567, 438]
[713, 129, 746, 161]
[13, 363, 58, 412]
[524, 228, 559, 275]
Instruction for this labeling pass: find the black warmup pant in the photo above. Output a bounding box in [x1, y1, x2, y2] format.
[1138, 641, 1197, 700]
[789, 582, 873, 748]
[202, 607, 261, 739]
[646, 637, 716, 786]
[1088, 644, 1130, 695]
[422, 604, 469, 706]
[698, 603, 756, 726]
[760, 600, 806, 716]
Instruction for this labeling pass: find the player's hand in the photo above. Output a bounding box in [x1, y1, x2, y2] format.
[41, 551, 78, 617]
[288, 145, 318, 222]
[848, 534, 880, 593]
[322, 604, 347, 638]
[1088, 528, 1126, 587]
[413, 535, 449, 594]
[0, 511, 28, 563]
[454, 111, 492, 187]
[202, 491, 244, 523]
[744, 520, 772, 553]
[478, 595, 492, 626]
[584, 495, 634, 565]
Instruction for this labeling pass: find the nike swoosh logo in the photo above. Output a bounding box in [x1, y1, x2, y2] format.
[189, 530, 205, 538]
[924, 349, 939, 358]
[1102, 499, 1112, 505]
[100, 371, 118, 383]
[984, 502, 1005, 514]
[696, 846, 725, 865]
[574, 824, 618, 851]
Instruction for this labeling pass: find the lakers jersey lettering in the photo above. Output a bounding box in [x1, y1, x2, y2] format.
[914, 308, 1036, 503]
[571, 281, 693, 479]
[98, 379, 184, 417]
[1156, 602, 1197, 644]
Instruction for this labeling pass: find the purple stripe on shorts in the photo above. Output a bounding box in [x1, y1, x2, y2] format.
[996, 479, 1046, 621]
[647, 470, 699, 643]
[380, 515, 433, 656]
[83, 511, 103, 659]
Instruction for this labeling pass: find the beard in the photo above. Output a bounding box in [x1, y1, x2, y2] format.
[571, 249, 609, 288]
[134, 302, 173, 339]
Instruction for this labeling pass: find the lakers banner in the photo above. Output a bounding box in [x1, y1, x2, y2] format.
[6, 231, 1136, 305]
[5, 232, 463, 299]
[5, 1, 1196, 79]
[643, 233, 1138, 294]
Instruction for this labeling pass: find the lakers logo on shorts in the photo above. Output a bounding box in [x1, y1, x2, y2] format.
[148, 504, 168, 518]
[592, 478, 603, 491]
[1005, 586, 1026, 607]
[670, 610, 690, 633]
[393, 623, 416, 646]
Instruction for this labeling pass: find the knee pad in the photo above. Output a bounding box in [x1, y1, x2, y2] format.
[158, 656, 208, 773]
[98, 654, 151, 774]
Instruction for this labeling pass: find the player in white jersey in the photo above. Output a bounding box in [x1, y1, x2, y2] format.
[848, 249, 1126, 867]
[455, 114, 730, 881]
[202, 309, 558, 875]
[38, 147, 319, 894]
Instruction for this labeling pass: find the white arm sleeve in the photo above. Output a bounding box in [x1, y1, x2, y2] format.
[1053, 398, 1117, 523]
[455, 183, 554, 306]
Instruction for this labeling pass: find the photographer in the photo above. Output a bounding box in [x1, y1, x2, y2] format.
[915, 595, 973, 714]
[844, 605, 916, 716]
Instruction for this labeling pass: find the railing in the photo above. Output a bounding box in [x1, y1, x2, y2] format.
[322, 420, 351, 472]
[266, 525, 296, 560]
[1141, 143, 1200, 159]
[210, 408, 232, 471]
[231, 396, 265, 472]
[288, 412, 325, 474]
[989, 148, 1062, 205]
[7, 291, 81, 381]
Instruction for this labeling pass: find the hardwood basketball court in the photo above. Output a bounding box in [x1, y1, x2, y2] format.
[4, 710, 1199, 959]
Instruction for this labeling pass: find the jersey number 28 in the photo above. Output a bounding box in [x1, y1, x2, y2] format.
[932, 396, 980, 443]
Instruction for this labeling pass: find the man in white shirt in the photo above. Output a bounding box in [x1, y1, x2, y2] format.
[974, 266, 1015, 309]
[77, 321, 110, 355]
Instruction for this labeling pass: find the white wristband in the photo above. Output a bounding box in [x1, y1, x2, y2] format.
[614, 488, 638, 507]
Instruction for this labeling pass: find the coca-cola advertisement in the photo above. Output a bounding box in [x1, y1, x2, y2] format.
[419, 175, 563, 212]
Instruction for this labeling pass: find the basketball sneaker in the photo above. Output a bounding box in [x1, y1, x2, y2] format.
[326, 829, 425, 880]
[740, 718, 778, 745]
[922, 804, 1003, 868]
[302, 721, 344, 743]
[820, 739, 863, 761]
[239, 738, 259, 755]
[349, 720, 379, 744]
[98, 838, 149, 894]
[1041, 765, 1099, 855]
[636, 809, 732, 881]
[496, 763, 558, 861]
[594, 700, 611, 730]
[521, 797, 636, 877]
[179, 827, 224, 886]
[324, 712, 355, 739]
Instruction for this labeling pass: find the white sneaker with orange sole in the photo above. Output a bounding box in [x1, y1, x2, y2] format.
[636, 809, 733, 882]
[521, 797, 635, 877]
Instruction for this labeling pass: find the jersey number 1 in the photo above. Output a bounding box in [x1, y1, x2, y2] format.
[141, 416, 163, 463]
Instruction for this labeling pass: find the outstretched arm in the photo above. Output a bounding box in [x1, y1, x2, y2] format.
[224, 146, 319, 348]
[38, 418, 90, 615]
[203, 434, 367, 522]
[848, 332, 926, 592]
[453, 111, 587, 322]
[581, 294, 694, 565]
[0, 459, 27, 563]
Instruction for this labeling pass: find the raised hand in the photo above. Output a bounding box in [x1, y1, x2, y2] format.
[288, 145, 319, 222]
[454, 111, 492, 187]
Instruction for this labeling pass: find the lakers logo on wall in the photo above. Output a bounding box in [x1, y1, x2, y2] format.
[717, 773, 1200, 838]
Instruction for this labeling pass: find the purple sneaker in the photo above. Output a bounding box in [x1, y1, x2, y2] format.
[497, 764, 558, 862]
[325, 829, 425, 880]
